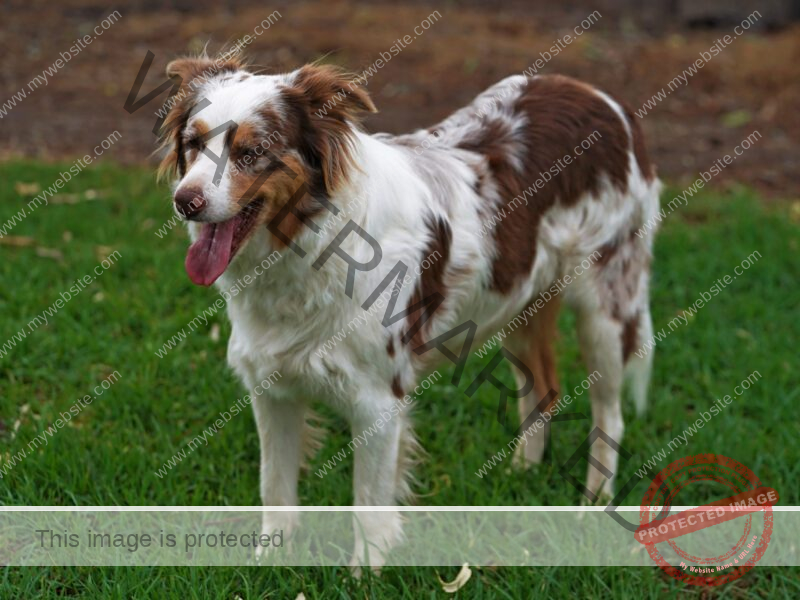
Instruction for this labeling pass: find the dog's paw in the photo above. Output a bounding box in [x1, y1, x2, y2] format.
[578, 489, 614, 507]
[349, 512, 401, 574]
[253, 510, 296, 564]
[349, 547, 386, 577]
[511, 433, 547, 468]
[348, 555, 382, 579]
[511, 444, 543, 469]
[254, 540, 277, 564]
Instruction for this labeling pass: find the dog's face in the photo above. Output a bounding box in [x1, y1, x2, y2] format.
[159, 58, 376, 286]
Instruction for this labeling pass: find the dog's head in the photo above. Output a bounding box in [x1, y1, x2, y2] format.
[158, 57, 376, 286]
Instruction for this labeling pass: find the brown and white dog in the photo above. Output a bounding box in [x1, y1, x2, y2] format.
[159, 56, 660, 566]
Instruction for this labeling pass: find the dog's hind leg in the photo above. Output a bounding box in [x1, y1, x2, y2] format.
[574, 304, 626, 503]
[624, 296, 654, 417]
[505, 295, 562, 466]
[570, 231, 653, 503]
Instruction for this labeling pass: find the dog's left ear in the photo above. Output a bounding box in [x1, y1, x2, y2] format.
[165, 56, 241, 86]
[283, 64, 377, 194]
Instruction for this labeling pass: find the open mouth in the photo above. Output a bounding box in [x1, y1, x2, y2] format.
[185, 197, 265, 286]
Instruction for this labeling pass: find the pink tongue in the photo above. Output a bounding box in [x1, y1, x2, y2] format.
[185, 220, 237, 286]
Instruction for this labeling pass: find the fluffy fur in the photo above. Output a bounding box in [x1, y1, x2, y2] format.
[159, 57, 661, 567]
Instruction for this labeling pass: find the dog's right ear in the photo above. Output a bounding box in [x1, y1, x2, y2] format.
[157, 55, 244, 179]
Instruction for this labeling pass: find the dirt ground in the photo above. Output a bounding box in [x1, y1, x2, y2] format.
[1, 1, 799, 196]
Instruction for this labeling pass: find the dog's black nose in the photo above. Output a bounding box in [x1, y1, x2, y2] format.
[174, 187, 207, 219]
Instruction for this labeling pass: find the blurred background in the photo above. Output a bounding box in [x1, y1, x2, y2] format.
[1, 0, 799, 196]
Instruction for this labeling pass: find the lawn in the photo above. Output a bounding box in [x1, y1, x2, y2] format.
[0, 161, 798, 597]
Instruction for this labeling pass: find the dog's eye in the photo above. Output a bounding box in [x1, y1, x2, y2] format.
[186, 137, 204, 151]
[241, 148, 259, 159]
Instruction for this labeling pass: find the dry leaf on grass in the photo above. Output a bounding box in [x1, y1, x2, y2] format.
[49, 189, 109, 205]
[95, 365, 118, 380]
[0, 236, 36, 247]
[95, 246, 116, 261]
[295, 594, 306, 600]
[35, 247, 64, 262]
[438, 563, 472, 593]
[209, 323, 221, 342]
[790, 201, 800, 223]
[14, 182, 41, 195]
[49, 194, 81, 205]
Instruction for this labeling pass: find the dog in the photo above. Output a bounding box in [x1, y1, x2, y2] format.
[159, 55, 661, 567]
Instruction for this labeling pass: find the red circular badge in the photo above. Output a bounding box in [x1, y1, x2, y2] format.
[635, 454, 776, 586]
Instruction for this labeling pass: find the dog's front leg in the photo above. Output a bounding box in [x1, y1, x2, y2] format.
[251, 394, 305, 558]
[350, 392, 404, 572]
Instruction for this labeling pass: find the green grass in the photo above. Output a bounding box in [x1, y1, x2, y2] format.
[0, 161, 798, 597]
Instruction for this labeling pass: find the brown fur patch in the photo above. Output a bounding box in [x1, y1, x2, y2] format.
[265, 188, 331, 252]
[621, 313, 639, 363]
[403, 217, 452, 348]
[612, 94, 656, 182]
[596, 232, 650, 362]
[280, 64, 376, 198]
[228, 113, 284, 164]
[386, 338, 395, 357]
[229, 122, 259, 155]
[391, 375, 404, 399]
[461, 75, 635, 294]
[224, 154, 333, 252]
[509, 295, 562, 420]
[180, 118, 209, 168]
[208, 152, 313, 256]
[229, 155, 305, 207]
[190, 119, 210, 138]
[595, 240, 619, 269]
[166, 56, 242, 87]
